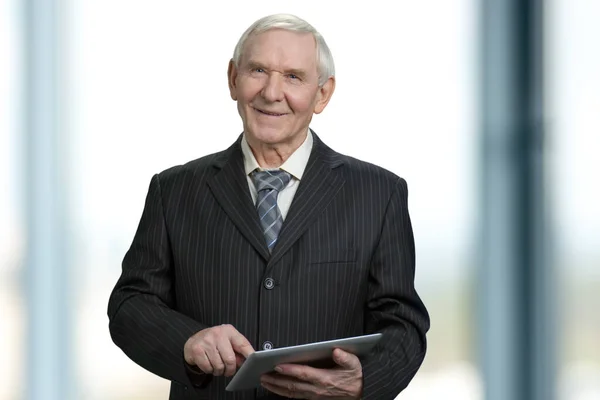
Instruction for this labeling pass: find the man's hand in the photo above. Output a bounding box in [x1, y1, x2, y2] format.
[260, 348, 363, 399]
[184, 324, 254, 377]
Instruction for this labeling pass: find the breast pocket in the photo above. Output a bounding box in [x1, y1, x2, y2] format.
[309, 248, 357, 264]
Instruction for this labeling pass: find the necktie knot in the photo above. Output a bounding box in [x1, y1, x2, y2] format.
[251, 170, 292, 193]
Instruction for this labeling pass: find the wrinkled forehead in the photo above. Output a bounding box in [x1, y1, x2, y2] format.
[240, 29, 318, 72]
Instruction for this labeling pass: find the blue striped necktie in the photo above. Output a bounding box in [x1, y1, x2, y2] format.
[251, 169, 292, 252]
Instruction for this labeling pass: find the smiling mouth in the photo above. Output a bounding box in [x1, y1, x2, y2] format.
[255, 108, 286, 117]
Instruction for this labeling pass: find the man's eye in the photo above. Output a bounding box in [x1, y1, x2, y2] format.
[254, 68, 265, 73]
[288, 74, 298, 80]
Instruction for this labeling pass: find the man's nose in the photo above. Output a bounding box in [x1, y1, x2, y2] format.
[261, 73, 284, 102]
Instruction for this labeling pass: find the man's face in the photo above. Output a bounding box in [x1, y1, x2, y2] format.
[228, 29, 335, 147]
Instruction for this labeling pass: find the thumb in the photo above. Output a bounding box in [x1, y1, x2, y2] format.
[235, 353, 245, 367]
[333, 348, 360, 370]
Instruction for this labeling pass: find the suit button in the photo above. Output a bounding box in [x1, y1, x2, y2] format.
[264, 277, 275, 290]
[262, 341, 274, 350]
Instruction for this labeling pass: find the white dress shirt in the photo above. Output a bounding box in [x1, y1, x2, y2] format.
[241, 130, 313, 220]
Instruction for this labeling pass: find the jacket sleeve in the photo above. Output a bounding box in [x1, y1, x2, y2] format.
[360, 177, 430, 399]
[107, 174, 209, 390]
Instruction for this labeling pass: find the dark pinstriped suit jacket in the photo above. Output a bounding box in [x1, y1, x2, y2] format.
[108, 132, 430, 399]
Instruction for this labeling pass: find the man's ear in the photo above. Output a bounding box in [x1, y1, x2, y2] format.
[227, 59, 238, 101]
[313, 76, 336, 114]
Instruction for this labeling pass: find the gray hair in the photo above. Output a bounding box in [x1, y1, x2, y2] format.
[232, 14, 335, 87]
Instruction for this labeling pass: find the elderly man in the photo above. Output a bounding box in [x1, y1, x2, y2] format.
[108, 13, 429, 400]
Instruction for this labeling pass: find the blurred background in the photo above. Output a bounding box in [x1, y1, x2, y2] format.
[1, 0, 598, 399]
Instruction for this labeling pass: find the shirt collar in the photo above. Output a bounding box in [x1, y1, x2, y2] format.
[241, 130, 313, 180]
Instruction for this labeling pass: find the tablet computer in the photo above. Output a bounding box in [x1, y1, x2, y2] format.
[225, 333, 382, 391]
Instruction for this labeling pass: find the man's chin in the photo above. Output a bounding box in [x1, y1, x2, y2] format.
[247, 129, 292, 146]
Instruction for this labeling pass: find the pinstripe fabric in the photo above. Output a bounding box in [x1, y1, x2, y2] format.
[108, 131, 430, 400]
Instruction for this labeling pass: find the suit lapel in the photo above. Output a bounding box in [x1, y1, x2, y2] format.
[207, 138, 271, 261]
[269, 133, 345, 267]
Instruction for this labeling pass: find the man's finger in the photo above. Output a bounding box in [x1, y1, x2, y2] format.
[216, 340, 238, 377]
[184, 352, 195, 366]
[205, 346, 226, 376]
[236, 353, 245, 368]
[333, 348, 360, 370]
[272, 364, 319, 384]
[229, 332, 255, 358]
[261, 374, 314, 399]
[193, 350, 213, 374]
